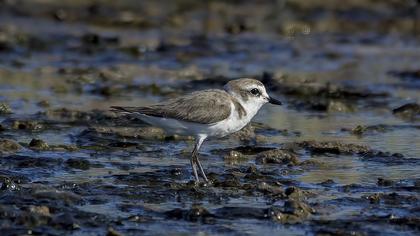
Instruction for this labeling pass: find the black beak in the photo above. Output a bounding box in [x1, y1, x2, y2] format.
[268, 96, 282, 105]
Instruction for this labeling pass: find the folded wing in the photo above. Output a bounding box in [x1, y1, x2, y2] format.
[111, 89, 232, 124]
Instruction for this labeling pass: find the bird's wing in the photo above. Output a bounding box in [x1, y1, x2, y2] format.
[111, 89, 232, 124]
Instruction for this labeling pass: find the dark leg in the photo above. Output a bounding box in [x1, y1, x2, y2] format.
[190, 156, 199, 183]
[190, 135, 207, 183]
[194, 155, 208, 182]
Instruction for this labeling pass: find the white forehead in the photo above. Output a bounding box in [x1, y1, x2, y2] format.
[224, 78, 267, 93]
[242, 82, 266, 91]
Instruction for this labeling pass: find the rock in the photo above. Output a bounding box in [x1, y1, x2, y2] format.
[350, 124, 389, 136]
[107, 227, 123, 236]
[224, 150, 248, 164]
[285, 186, 310, 200]
[186, 205, 212, 222]
[319, 179, 336, 186]
[388, 70, 420, 81]
[127, 215, 152, 223]
[37, 100, 50, 107]
[257, 182, 284, 196]
[0, 103, 12, 114]
[270, 200, 314, 224]
[81, 33, 119, 46]
[169, 168, 183, 176]
[231, 124, 256, 141]
[29, 205, 51, 217]
[224, 150, 244, 159]
[283, 200, 314, 216]
[31, 187, 82, 205]
[91, 85, 122, 97]
[119, 46, 143, 57]
[214, 207, 268, 219]
[363, 192, 418, 206]
[298, 159, 325, 168]
[10, 120, 43, 130]
[265, 74, 388, 112]
[393, 103, 420, 121]
[281, 78, 388, 99]
[165, 205, 214, 223]
[109, 141, 138, 148]
[29, 139, 49, 150]
[390, 217, 420, 229]
[0, 38, 12, 52]
[214, 174, 241, 188]
[41, 108, 113, 124]
[255, 149, 299, 165]
[229, 146, 275, 155]
[366, 193, 381, 204]
[246, 165, 258, 174]
[0, 139, 21, 153]
[225, 20, 252, 34]
[66, 158, 90, 170]
[298, 141, 370, 155]
[359, 151, 417, 165]
[51, 213, 79, 230]
[79, 126, 167, 140]
[351, 125, 367, 135]
[0, 176, 19, 191]
[52, 144, 79, 152]
[377, 178, 394, 187]
[119, 126, 165, 140]
[327, 100, 354, 112]
[244, 165, 264, 180]
[415, 179, 420, 188]
[16, 211, 49, 228]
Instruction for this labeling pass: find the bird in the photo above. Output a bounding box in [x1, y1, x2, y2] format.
[111, 78, 282, 183]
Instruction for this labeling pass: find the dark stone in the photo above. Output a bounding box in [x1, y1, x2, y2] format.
[166, 205, 214, 223]
[214, 207, 268, 219]
[0, 177, 19, 191]
[393, 103, 420, 120]
[256, 149, 299, 165]
[0, 103, 12, 114]
[51, 213, 79, 230]
[66, 158, 90, 170]
[299, 141, 370, 155]
[0, 139, 21, 153]
[10, 120, 43, 130]
[257, 182, 284, 196]
[377, 178, 394, 186]
[29, 139, 49, 150]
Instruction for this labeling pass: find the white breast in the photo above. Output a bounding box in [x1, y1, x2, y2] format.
[204, 100, 260, 138]
[136, 99, 262, 139]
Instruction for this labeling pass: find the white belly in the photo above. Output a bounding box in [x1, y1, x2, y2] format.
[136, 101, 258, 138]
[205, 109, 251, 137]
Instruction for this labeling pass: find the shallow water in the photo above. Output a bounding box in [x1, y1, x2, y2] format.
[0, 1, 419, 235]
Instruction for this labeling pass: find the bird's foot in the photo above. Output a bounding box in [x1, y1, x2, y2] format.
[188, 178, 211, 187]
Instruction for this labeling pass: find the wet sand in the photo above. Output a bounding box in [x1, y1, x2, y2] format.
[0, 1, 419, 235]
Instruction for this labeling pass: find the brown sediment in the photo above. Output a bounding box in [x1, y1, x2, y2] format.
[0, 0, 418, 235]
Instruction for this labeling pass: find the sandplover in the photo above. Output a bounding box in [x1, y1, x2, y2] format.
[111, 78, 282, 183]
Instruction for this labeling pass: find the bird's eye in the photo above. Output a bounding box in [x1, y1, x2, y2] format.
[250, 88, 260, 96]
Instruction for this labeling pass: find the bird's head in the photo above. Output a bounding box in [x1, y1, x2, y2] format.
[224, 78, 282, 110]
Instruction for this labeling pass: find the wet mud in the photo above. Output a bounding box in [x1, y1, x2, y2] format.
[0, 0, 419, 235]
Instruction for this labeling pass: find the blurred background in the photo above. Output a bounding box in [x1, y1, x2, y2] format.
[0, 1, 419, 235]
[0, 0, 418, 156]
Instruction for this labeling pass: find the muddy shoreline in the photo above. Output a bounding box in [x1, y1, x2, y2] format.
[0, 1, 419, 235]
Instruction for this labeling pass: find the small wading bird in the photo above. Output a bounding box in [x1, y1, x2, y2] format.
[111, 78, 282, 183]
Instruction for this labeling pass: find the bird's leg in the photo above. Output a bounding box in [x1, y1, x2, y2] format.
[195, 156, 208, 182]
[190, 136, 207, 183]
[190, 155, 199, 183]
